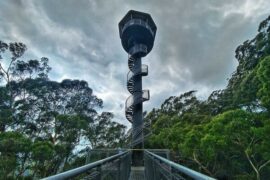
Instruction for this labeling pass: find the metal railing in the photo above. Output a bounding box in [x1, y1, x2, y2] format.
[125, 90, 149, 113]
[121, 19, 155, 37]
[144, 150, 216, 180]
[42, 151, 131, 180]
[129, 44, 148, 56]
[125, 90, 150, 122]
[127, 64, 148, 84]
[42, 149, 217, 180]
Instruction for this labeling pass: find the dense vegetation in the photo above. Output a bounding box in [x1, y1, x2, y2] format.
[1, 14, 270, 180]
[0, 41, 127, 179]
[145, 16, 270, 179]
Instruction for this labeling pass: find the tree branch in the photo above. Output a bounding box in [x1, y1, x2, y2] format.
[0, 63, 8, 82]
[245, 150, 260, 180]
[192, 152, 214, 176]
[259, 159, 270, 171]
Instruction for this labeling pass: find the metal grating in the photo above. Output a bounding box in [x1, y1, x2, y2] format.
[129, 166, 145, 180]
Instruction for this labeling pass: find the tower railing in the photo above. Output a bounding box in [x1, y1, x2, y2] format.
[127, 64, 148, 86]
[125, 90, 149, 123]
[121, 19, 155, 37]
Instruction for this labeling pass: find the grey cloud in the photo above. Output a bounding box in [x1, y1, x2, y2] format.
[1, 0, 270, 126]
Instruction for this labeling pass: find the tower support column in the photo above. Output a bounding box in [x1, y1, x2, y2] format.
[119, 9, 157, 168]
[132, 57, 144, 166]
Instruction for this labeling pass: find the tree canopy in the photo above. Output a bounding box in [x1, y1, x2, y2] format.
[0, 41, 127, 179]
[1, 13, 270, 180]
[145, 15, 270, 180]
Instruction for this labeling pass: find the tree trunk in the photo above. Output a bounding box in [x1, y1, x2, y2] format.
[245, 150, 260, 180]
[0, 123, 5, 132]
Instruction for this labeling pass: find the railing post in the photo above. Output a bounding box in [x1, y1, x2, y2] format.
[96, 165, 102, 180]
[152, 157, 157, 180]
[170, 166, 174, 180]
[118, 158, 122, 180]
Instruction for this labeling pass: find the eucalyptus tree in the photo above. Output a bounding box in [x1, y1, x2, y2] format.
[0, 40, 127, 178]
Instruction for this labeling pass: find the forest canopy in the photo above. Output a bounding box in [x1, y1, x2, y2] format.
[145, 16, 270, 180]
[0, 41, 127, 179]
[1, 12, 270, 180]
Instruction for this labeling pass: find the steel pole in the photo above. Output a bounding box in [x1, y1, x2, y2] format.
[132, 57, 144, 166]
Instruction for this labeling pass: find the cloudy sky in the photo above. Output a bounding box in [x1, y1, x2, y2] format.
[1, 0, 270, 127]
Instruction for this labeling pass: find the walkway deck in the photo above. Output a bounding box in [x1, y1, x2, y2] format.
[129, 166, 144, 180]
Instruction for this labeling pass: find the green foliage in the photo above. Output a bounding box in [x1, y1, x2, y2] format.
[85, 112, 127, 148]
[257, 56, 270, 110]
[1, 13, 270, 180]
[147, 15, 270, 180]
[32, 141, 54, 161]
[0, 40, 127, 178]
[0, 132, 31, 178]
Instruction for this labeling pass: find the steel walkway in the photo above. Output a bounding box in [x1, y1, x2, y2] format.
[129, 166, 144, 180]
[42, 149, 216, 180]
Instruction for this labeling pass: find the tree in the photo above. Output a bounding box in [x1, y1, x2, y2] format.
[146, 15, 270, 179]
[0, 132, 31, 179]
[200, 110, 270, 179]
[0, 40, 127, 178]
[0, 40, 51, 132]
[257, 56, 270, 111]
[85, 112, 127, 149]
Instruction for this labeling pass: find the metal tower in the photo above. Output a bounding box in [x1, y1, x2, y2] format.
[119, 10, 157, 166]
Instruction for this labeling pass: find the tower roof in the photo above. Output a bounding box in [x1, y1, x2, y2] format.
[118, 10, 157, 37]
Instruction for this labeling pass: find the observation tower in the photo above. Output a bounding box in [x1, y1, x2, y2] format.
[119, 10, 157, 166]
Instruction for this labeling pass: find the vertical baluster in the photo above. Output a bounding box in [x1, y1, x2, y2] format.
[118, 158, 122, 180]
[96, 165, 102, 180]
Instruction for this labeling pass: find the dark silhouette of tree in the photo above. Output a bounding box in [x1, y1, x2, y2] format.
[0, 40, 127, 178]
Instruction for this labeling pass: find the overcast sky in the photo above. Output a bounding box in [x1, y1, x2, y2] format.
[1, 0, 270, 127]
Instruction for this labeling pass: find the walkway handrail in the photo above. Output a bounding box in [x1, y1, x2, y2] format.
[42, 151, 130, 180]
[145, 150, 216, 180]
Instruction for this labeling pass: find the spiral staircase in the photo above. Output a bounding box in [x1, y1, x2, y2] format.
[125, 44, 150, 147]
[125, 45, 149, 122]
